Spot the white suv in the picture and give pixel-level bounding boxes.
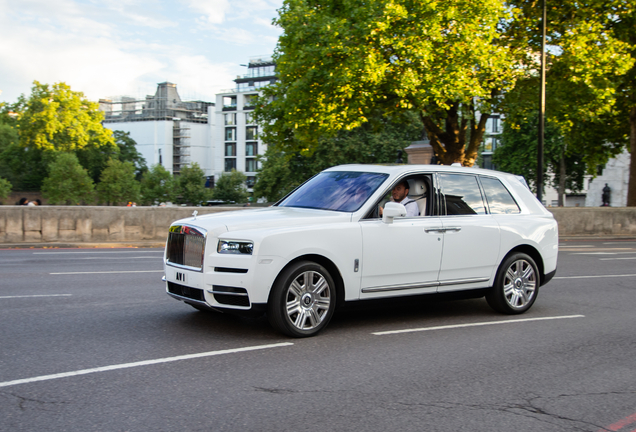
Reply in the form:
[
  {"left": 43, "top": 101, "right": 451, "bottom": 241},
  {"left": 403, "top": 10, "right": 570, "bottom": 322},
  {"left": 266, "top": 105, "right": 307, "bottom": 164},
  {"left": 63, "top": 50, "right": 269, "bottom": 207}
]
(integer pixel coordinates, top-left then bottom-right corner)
[{"left": 164, "top": 164, "right": 558, "bottom": 337}]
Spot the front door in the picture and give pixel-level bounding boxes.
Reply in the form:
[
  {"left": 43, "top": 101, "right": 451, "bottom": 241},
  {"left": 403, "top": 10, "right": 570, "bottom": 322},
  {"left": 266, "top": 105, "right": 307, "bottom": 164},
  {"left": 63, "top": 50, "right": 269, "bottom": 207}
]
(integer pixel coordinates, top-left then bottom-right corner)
[{"left": 359, "top": 216, "right": 444, "bottom": 299}]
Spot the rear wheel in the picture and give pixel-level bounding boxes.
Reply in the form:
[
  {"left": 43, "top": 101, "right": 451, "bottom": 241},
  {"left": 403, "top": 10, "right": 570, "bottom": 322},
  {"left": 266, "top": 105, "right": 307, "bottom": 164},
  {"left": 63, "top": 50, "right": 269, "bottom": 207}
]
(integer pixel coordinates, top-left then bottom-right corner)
[
  {"left": 486, "top": 253, "right": 539, "bottom": 314},
  {"left": 268, "top": 261, "right": 336, "bottom": 337}
]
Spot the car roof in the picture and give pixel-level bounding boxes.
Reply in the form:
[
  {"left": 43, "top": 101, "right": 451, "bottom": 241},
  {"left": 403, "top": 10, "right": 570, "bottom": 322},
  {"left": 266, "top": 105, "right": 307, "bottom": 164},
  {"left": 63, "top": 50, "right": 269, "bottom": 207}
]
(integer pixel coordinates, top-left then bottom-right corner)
[{"left": 323, "top": 164, "right": 517, "bottom": 179}]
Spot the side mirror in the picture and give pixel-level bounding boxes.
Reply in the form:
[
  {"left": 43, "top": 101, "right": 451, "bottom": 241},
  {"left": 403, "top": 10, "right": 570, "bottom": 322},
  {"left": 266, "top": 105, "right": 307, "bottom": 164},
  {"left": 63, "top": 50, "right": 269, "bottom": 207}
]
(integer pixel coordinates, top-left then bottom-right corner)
[{"left": 382, "top": 202, "right": 407, "bottom": 224}]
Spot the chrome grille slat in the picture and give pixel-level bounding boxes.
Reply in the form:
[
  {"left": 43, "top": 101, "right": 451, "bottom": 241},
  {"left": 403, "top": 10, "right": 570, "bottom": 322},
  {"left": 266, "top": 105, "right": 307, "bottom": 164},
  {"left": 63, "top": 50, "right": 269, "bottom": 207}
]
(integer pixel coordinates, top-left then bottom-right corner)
[{"left": 166, "top": 225, "right": 206, "bottom": 271}]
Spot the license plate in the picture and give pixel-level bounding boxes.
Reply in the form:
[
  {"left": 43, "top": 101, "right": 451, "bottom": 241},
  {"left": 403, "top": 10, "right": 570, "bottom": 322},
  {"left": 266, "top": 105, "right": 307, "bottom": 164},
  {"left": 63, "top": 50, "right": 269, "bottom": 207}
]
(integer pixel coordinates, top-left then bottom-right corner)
[{"left": 175, "top": 271, "right": 186, "bottom": 283}]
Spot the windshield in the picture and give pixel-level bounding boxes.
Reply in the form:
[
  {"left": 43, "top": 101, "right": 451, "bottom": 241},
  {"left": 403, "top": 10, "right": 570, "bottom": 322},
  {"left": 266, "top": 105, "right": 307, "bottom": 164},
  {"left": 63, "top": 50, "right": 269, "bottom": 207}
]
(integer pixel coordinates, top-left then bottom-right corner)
[{"left": 278, "top": 171, "right": 389, "bottom": 212}]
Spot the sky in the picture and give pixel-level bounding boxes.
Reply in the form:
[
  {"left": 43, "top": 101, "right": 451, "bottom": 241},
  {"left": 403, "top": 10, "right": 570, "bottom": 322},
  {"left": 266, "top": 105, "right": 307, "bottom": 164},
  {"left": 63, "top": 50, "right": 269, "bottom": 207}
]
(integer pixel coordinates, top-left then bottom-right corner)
[{"left": 0, "top": 0, "right": 283, "bottom": 104}]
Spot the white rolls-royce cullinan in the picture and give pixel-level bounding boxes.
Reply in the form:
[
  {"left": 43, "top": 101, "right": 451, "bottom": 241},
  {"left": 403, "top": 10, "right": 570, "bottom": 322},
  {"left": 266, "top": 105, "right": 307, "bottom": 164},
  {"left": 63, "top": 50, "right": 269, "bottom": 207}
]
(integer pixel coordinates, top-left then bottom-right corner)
[{"left": 163, "top": 164, "right": 558, "bottom": 337}]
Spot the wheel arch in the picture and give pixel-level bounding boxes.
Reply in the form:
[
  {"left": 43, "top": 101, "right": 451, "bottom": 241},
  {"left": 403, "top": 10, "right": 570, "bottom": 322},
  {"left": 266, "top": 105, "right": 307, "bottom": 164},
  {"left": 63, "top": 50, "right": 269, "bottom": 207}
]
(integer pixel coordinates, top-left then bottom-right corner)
[
  {"left": 267, "top": 254, "right": 345, "bottom": 308},
  {"left": 501, "top": 244, "right": 546, "bottom": 285}
]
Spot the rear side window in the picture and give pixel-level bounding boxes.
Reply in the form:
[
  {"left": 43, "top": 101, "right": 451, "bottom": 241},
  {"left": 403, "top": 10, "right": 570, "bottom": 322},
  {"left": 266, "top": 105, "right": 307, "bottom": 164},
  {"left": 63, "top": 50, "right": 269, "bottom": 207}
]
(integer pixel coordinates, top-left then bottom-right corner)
[
  {"left": 480, "top": 177, "right": 521, "bottom": 214},
  {"left": 439, "top": 174, "right": 486, "bottom": 215}
]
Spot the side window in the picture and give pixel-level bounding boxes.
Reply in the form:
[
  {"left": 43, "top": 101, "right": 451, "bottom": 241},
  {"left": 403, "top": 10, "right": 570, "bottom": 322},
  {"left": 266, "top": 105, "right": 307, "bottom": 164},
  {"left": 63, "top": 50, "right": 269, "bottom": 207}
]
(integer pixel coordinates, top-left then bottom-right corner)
[
  {"left": 439, "top": 174, "right": 486, "bottom": 215},
  {"left": 480, "top": 177, "right": 521, "bottom": 214}
]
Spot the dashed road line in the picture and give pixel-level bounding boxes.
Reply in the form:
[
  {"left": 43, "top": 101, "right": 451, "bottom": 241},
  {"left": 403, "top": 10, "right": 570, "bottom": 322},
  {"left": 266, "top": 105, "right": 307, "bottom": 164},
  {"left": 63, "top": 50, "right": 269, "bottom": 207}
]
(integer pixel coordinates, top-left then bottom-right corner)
[
  {"left": 0, "top": 342, "right": 294, "bottom": 389},
  {"left": 0, "top": 294, "right": 72, "bottom": 299},
  {"left": 554, "top": 273, "right": 636, "bottom": 280},
  {"left": 372, "top": 315, "right": 585, "bottom": 336},
  {"left": 50, "top": 270, "right": 163, "bottom": 275}
]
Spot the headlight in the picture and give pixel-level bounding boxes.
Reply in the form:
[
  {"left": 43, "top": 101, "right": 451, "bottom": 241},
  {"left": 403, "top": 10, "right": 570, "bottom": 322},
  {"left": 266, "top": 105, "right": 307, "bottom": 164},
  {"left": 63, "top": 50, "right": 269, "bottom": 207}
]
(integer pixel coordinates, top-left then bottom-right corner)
[{"left": 217, "top": 240, "right": 253, "bottom": 255}]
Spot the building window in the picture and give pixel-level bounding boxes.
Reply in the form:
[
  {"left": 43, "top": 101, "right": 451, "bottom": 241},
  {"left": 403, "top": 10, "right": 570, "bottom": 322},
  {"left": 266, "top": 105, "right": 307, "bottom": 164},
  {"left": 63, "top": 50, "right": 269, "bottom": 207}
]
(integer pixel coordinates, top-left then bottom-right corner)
[
  {"left": 246, "top": 126, "right": 258, "bottom": 141},
  {"left": 246, "top": 176, "right": 255, "bottom": 188},
  {"left": 158, "top": 148, "right": 162, "bottom": 166},
  {"left": 223, "top": 96, "right": 237, "bottom": 110},
  {"left": 224, "top": 113, "right": 236, "bottom": 125},
  {"left": 482, "top": 137, "right": 499, "bottom": 153},
  {"left": 245, "top": 112, "right": 253, "bottom": 124},
  {"left": 246, "top": 158, "right": 257, "bottom": 173},
  {"left": 225, "top": 127, "right": 236, "bottom": 141},
  {"left": 244, "top": 94, "right": 257, "bottom": 108},
  {"left": 225, "top": 158, "right": 236, "bottom": 172},
  {"left": 225, "top": 142, "right": 236, "bottom": 157},
  {"left": 246, "top": 142, "right": 258, "bottom": 156}
]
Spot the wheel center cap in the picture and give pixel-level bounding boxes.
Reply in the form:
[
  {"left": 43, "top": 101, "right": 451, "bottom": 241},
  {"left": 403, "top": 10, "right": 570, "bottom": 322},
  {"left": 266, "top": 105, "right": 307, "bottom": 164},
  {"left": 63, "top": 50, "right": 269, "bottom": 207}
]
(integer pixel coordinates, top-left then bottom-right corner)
[
  {"left": 302, "top": 293, "right": 313, "bottom": 306},
  {"left": 515, "top": 278, "right": 523, "bottom": 289}
]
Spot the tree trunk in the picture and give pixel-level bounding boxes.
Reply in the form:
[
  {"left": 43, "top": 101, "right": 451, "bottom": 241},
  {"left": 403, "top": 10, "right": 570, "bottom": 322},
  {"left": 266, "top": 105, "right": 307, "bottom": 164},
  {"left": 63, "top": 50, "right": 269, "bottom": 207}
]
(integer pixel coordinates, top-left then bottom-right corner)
[
  {"left": 627, "top": 106, "right": 636, "bottom": 207},
  {"left": 420, "top": 101, "right": 489, "bottom": 167},
  {"left": 558, "top": 155, "right": 566, "bottom": 207}
]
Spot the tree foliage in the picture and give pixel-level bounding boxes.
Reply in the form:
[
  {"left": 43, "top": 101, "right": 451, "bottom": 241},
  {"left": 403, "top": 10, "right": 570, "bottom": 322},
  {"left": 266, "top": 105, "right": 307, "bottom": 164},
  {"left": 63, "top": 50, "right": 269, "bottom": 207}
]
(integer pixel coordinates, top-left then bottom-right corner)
[
  {"left": 176, "top": 163, "right": 208, "bottom": 205},
  {"left": 256, "top": 0, "right": 522, "bottom": 166},
  {"left": 254, "top": 112, "right": 423, "bottom": 201},
  {"left": 494, "top": 112, "right": 585, "bottom": 201},
  {"left": 500, "top": 0, "right": 634, "bottom": 179},
  {"left": 96, "top": 159, "right": 141, "bottom": 206},
  {"left": 140, "top": 164, "right": 176, "bottom": 205},
  {"left": 17, "top": 81, "right": 115, "bottom": 152},
  {"left": 213, "top": 170, "right": 249, "bottom": 203},
  {"left": 41, "top": 153, "right": 95, "bottom": 205},
  {"left": 0, "top": 177, "right": 12, "bottom": 203},
  {"left": 75, "top": 130, "right": 147, "bottom": 184}
]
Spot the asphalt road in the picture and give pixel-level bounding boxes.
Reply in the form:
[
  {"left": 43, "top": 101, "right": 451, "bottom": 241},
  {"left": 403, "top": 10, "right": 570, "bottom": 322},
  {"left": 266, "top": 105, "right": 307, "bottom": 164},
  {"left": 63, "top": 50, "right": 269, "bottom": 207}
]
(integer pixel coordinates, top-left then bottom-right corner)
[{"left": 0, "top": 240, "right": 635, "bottom": 432}]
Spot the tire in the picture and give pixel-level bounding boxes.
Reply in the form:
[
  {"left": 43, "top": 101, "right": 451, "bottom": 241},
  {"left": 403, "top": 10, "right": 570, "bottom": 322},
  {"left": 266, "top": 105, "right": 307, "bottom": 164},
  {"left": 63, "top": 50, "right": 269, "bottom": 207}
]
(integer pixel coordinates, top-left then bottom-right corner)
[
  {"left": 268, "top": 261, "right": 336, "bottom": 337},
  {"left": 486, "top": 252, "right": 539, "bottom": 314}
]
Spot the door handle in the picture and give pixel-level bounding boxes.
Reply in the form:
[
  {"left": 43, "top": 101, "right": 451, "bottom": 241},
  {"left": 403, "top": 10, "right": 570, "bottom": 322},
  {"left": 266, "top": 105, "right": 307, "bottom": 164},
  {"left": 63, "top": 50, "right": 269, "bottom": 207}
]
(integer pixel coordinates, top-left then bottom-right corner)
[
  {"left": 425, "top": 227, "right": 446, "bottom": 233},
  {"left": 444, "top": 227, "right": 462, "bottom": 232}
]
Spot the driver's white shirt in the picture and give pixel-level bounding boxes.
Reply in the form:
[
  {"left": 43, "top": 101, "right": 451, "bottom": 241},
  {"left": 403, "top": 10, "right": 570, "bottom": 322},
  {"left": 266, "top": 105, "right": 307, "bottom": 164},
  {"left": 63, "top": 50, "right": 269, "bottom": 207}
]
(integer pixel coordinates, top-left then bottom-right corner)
[{"left": 399, "top": 196, "right": 420, "bottom": 217}]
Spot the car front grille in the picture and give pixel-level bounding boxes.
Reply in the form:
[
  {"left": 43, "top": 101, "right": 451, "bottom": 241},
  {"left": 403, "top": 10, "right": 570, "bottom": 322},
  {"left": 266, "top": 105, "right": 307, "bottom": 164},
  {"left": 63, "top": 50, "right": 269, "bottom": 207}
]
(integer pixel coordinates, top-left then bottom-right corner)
[{"left": 166, "top": 224, "right": 206, "bottom": 271}]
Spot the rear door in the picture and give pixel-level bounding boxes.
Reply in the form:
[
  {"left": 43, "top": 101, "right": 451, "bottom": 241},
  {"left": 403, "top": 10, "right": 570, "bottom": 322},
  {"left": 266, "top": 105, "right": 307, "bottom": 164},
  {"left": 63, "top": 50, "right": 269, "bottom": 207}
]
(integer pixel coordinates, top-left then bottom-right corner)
[{"left": 437, "top": 173, "right": 501, "bottom": 292}]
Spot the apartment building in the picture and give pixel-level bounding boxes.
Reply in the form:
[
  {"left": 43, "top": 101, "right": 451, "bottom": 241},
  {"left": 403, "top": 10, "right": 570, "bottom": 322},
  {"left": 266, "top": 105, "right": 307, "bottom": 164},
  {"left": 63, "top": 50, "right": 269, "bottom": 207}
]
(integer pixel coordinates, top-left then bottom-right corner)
[
  {"left": 215, "top": 56, "right": 276, "bottom": 189},
  {"left": 99, "top": 82, "right": 215, "bottom": 177}
]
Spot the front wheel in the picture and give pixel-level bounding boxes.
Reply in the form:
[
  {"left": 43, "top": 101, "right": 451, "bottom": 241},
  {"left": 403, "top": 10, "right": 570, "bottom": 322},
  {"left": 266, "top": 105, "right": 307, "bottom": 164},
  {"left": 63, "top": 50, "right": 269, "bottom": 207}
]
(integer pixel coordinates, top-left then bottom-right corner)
[
  {"left": 268, "top": 261, "right": 336, "bottom": 337},
  {"left": 486, "top": 253, "right": 539, "bottom": 314}
]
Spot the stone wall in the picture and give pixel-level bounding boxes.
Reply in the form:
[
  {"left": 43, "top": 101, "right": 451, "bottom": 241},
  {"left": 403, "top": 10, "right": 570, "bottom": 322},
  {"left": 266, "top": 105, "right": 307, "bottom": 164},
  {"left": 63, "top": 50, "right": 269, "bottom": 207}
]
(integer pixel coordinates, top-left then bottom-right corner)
[
  {"left": 0, "top": 206, "right": 248, "bottom": 244},
  {"left": 548, "top": 207, "right": 636, "bottom": 236},
  {"left": 1, "top": 206, "right": 635, "bottom": 244}
]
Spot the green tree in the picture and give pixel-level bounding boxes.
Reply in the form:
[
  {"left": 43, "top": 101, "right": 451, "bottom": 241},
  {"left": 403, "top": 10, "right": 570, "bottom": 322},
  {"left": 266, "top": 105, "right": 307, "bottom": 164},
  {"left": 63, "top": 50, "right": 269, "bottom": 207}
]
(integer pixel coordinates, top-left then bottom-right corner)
[
  {"left": 41, "top": 153, "right": 95, "bottom": 205},
  {"left": 75, "top": 130, "right": 147, "bottom": 184},
  {"left": 113, "top": 131, "right": 147, "bottom": 179},
  {"left": 176, "top": 163, "right": 208, "bottom": 205},
  {"left": 256, "top": 0, "right": 523, "bottom": 166},
  {"left": 17, "top": 81, "right": 115, "bottom": 152},
  {"left": 502, "top": 0, "right": 635, "bottom": 204},
  {"left": 254, "top": 112, "right": 423, "bottom": 201},
  {"left": 140, "top": 164, "right": 176, "bottom": 205},
  {"left": 0, "top": 177, "right": 12, "bottom": 203},
  {"left": 96, "top": 158, "right": 141, "bottom": 206},
  {"left": 213, "top": 170, "right": 249, "bottom": 203},
  {"left": 493, "top": 113, "right": 585, "bottom": 204}
]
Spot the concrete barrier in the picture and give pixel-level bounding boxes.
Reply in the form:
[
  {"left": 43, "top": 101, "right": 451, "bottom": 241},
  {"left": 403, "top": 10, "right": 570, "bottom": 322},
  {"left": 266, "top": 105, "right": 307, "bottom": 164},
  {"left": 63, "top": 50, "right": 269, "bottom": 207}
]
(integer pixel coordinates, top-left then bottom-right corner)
[
  {"left": 548, "top": 207, "right": 636, "bottom": 237},
  {"left": 0, "top": 206, "right": 251, "bottom": 244},
  {"left": 1, "top": 206, "right": 635, "bottom": 245}
]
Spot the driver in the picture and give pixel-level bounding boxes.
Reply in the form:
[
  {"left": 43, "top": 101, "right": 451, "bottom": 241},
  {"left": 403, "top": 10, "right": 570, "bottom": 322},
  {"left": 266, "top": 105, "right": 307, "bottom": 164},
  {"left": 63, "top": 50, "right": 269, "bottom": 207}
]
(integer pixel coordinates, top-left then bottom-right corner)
[{"left": 380, "top": 180, "right": 420, "bottom": 217}]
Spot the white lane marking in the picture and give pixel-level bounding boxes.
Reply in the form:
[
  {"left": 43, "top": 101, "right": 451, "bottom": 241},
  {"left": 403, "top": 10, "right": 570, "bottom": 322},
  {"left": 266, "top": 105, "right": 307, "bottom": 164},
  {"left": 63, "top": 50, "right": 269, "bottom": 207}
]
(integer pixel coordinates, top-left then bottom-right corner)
[
  {"left": 554, "top": 273, "right": 636, "bottom": 280},
  {"left": 0, "top": 342, "right": 294, "bottom": 389},
  {"left": 599, "top": 257, "right": 636, "bottom": 261},
  {"left": 372, "top": 315, "right": 585, "bottom": 336},
  {"left": 34, "top": 251, "right": 163, "bottom": 254},
  {"left": 560, "top": 245, "right": 594, "bottom": 248},
  {"left": 77, "top": 257, "right": 160, "bottom": 260},
  {"left": 571, "top": 250, "right": 636, "bottom": 255},
  {"left": 51, "top": 270, "right": 163, "bottom": 275},
  {"left": 0, "top": 294, "right": 72, "bottom": 299}
]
